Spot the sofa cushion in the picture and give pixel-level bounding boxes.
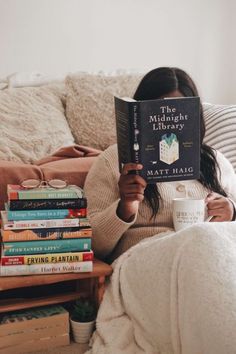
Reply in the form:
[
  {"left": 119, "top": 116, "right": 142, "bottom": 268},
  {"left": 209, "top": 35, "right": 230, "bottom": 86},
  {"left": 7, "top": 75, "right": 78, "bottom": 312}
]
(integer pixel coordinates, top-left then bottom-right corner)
[
  {"left": 65, "top": 72, "right": 143, "bottom": 150},
  {"left": 0, "top": 145, "right": 101, "bottom": 210},
  {"left": 0, "top": 86, "right": 74, "bottom": 163},
  {"left": 203, "top": 103, "right": 236, "bottom": 172}
]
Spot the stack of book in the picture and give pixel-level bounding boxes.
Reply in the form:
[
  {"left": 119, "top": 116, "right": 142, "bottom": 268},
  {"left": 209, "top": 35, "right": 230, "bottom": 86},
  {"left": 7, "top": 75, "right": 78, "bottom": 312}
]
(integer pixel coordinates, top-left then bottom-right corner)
[
  {"left": 0, "top": 184, "right": 94, "bottom": 276},
  {"left": 0, "top": 305, "right": 69, "bottom": 353}
]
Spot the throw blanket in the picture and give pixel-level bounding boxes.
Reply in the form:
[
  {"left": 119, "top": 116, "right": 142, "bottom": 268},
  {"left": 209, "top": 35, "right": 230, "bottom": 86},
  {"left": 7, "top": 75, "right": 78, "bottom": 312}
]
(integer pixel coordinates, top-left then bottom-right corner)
[
  {"left": 0, "top": 145, "right": 101, "bottom": 210},
  {"left": 86, "top": 222, "right": 236, "bottom": 354}
]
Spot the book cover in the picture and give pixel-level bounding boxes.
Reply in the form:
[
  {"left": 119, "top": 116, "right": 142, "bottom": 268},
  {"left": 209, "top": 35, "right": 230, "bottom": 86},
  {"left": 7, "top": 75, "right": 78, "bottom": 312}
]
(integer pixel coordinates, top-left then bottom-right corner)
[
  {"left": 1, "top": 250, "right": 94, "bottom": 266},
  {"left": 7, "top": 184, "right": 84, "bottom": 200},
  {"left": 8, "top": 198, "right": 87, "bottom": 211},
  {"left": 1, "top": 211, "right": 90, "bottom": 230},
  {"left": 1, "top": 226, "right": 92, "bottom": 242},
  {"left": 0, "top": 261, "right": 93, "bottom": 276},
  {"left": 2, "top": 238, "right": 92, "bottom": 256},
  {"left": 114, "top": 96, "right": 200, "bottom": 183},
  {"left": 5, "top": 204, "right": 87, "bottom": 220}
]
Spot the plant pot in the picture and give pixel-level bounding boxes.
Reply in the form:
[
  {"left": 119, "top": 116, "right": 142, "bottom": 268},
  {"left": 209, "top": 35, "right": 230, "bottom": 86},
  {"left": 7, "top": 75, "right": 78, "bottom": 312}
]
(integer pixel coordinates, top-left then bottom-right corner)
[{"left": 70, "top": 317, "right": 95, "bottom": 344}]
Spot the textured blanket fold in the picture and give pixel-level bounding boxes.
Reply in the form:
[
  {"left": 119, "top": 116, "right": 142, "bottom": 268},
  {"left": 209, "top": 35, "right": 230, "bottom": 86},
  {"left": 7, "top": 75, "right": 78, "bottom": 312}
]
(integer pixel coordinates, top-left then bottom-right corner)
[
  {"left": 0, "top": 145, "right": 101, "bottom": 209},
  {"left": 86, "top": 222, "right": 236, "bottom": 354}
]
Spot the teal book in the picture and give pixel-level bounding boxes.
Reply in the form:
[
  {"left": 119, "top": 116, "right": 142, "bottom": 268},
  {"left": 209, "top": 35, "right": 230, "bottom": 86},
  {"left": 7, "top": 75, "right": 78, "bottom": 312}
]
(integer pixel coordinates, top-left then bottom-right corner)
[
  {"left": 2, "top": 238, "right": 92, "bottom": 256},
  {"left": 8, "top": 185, "right": 84, "bottom": 200}
]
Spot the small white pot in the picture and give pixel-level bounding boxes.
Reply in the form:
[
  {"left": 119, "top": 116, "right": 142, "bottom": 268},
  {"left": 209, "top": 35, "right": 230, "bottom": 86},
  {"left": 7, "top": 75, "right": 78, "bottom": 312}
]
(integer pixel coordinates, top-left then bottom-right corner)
[{"left": 70, "top": 318, "right": 95, "bottom": 344}]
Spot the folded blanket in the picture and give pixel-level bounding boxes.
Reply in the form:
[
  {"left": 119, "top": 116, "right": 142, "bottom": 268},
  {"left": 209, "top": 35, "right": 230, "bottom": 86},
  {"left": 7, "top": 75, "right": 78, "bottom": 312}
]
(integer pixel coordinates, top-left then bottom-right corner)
[
  {"left": 86, "top": 222, "right": 236, "bottom": 354},
  {"left": 0, "top": 145, "right": 101, "bottom": 210},
  {"left": 35, "top": 144, "right": 101, "bottom": 164}
]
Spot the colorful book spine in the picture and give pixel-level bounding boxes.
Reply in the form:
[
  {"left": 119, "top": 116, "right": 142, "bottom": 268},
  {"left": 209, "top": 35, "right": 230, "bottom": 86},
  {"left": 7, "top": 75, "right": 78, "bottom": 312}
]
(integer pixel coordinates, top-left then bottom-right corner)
[
  {"left": 8, "top": 198, "right": 87, "bottom": 211},
  {"left": 2, "top": 238, "right": 92, "bottom": 256},
  {"left": 7, "top": 184, "right": 84, "bottom": 200},
  {"left": 1, "top": 211, "right": 90, "bottom": 230},
  {"left": 0, "top": 261, "right": 93, "bottom": 276},
  {"left": 1, "top": 251, "right": 94, "bottom": 266},
  {"left": 1, "top": 227, "right": 92, "bottom": 242},
  {"left": 5, "top": 204, "right": 87, "bottom": 220}
]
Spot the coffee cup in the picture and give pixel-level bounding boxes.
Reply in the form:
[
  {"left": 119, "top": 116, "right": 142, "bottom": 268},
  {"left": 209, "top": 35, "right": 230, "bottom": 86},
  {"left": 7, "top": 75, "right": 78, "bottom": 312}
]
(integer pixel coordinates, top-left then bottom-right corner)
[{"left": 172, "top": 198, "right": 210, "bottom": 232}]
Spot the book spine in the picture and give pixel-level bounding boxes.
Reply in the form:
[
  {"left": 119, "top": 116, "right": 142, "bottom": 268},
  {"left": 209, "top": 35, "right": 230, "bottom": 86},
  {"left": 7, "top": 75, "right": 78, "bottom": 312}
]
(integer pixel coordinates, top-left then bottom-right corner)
[
  {"left": 8, "top": 198, "right": 87, "bottom": 211},
  {"left": 1, "top": 227, "right": 92, "bottom": 242},
  {"left": 8, "top": 190, "right": 80, "bottom": 200},
  {"left": 132, "top": 101, "right": 141, "bottom": 165},
  {"left": 1, "top": 251, "right": 94, "bottom": 266},
  {"left": 0, "top": 261, "right": 93, "bottom": 276},
  {"left": 2, "top": 216, "right": 90, "bottom": 230},
  {"left": 6, "top": 207, "right": 87, "bottom": 220},
  {"left": 2, "top": 238, "right": 92, "bottom": 256}
]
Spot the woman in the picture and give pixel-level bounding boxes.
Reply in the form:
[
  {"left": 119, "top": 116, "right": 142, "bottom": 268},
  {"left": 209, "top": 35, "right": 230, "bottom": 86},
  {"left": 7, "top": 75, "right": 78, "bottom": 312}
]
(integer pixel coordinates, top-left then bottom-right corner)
[{"left": 84, "top": 67, "right": 236, "bottom": 354}]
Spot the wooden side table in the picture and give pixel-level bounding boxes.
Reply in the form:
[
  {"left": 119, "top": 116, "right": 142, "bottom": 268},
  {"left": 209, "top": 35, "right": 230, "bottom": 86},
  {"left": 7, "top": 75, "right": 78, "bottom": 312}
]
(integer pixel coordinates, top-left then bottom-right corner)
[{"left": 0, "top": 258, "right": 112, "bottom": 313}]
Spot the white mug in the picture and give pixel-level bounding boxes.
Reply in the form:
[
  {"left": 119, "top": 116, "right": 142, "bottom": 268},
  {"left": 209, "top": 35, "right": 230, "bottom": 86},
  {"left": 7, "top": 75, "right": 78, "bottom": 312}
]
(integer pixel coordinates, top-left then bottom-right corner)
[{"left": 172, "top": 198, "right": 210, "bottom": 232}]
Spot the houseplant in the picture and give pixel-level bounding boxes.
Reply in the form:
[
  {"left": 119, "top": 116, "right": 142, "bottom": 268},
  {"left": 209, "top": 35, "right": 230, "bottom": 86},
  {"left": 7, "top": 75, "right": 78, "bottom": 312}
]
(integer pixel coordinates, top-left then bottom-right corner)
[{"left": 70, "top": 298, "right": 97, "bottom": 344}]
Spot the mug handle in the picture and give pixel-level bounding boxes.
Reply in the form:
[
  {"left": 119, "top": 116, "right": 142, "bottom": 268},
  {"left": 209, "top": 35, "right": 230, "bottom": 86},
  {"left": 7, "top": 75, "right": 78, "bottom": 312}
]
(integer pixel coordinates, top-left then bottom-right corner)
[{"left": 205, "top": 215, "right": 213, "bottom": 222}]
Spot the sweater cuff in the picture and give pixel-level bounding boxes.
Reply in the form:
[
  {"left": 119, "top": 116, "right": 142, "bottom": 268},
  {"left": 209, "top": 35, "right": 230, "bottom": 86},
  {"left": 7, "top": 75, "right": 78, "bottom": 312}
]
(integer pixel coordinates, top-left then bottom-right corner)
[{"left": 228, "top": 198, "right": 236, "bottom": 221}]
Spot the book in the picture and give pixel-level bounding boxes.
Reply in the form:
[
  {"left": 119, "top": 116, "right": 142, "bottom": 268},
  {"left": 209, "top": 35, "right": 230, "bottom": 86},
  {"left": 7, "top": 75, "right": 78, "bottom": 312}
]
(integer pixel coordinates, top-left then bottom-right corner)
[
  {"left": 1, "top": 226, "right": 92, "bottom": 242},
  {"left": 0, "top": 305, "right": 68, "bottom": 334},
  {"left": 114, "top": 96, "right": 200, "bottom": 183},
  {"left": 1, "top": 211, "right": 90, "bottom": 230},
  {"left": 0, "top": 334, "right": 69, "bottom": 354},
  {"left": 1, "top": 250, "right": 94, "bottom": 266},
  {"left": 8, "top": 197, "right": 87, "bottom": 211},
  {"left": 0, "top": 261, "right": 93, "bottom": 276},
  {"left": 5, "top": 203, "right": 87, "bottom": 220},
  {"left": 0, "top": 305, "right": 69, "bottom": 351},
  {"left": 2, "top": 238, "right": 92, "bottom": 256},
  {"left": 7, "top": 184, "right": 84, "bottom": 200}
]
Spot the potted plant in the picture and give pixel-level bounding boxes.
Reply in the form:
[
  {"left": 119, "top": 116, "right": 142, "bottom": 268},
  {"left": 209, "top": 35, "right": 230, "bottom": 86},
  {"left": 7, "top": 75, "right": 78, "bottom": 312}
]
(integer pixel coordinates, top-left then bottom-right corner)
[{"left": 70, "top": 298, "right": 97, "bottom": 344}]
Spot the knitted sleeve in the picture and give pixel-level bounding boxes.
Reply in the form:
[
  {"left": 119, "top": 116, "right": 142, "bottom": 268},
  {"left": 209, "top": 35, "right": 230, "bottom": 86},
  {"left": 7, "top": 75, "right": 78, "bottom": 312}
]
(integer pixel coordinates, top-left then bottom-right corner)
[{"left": 84, "top": 147, "right": 137, "bottom": 259}]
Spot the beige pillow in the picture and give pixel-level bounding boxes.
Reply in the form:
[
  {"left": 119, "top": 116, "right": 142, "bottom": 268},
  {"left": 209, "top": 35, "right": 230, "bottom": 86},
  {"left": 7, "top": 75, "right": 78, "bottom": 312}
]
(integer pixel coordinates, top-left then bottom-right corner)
[
  {"left": 0, "top": 86, "right": 74, "bottom": 163},
  {"left": 65, "top": 72, "right": 143, "bottom": 150}
]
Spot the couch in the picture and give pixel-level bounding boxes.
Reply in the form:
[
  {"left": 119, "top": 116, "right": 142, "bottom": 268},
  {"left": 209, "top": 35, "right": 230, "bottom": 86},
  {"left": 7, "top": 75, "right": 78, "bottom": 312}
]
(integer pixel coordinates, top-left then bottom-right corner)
[{"left": 0, "top": 71, "right": 236, "bottom": 211}]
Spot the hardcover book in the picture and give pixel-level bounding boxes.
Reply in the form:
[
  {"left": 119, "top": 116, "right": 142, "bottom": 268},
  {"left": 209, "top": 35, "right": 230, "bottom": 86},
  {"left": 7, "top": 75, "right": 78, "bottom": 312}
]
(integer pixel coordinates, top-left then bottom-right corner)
[
  {"left": 1, "top": 226, "right": 92, "bottom": 242},
  {"left": 7, "top": 184, "right": 84, "bottom": 200},
  {"left": 1, "top": 211, "right": 90, "bottom": 230},
  {"left": 2, "top": 238, "right": 92, "bottom": 256},
  {"left": 8, "top": 198, "right": 87, "bottom": 211},
  {"left": 114, "top": 96, "right": 200, "bottom": 183},
  {"left": 5, "top": 204, "right": 87, "bottom": 220},
  {"left": 0, "top": 261, "right": 93, "bottom": 276},
  {"left": 1, "top": 250, "right": 94, "bottom": 266}
]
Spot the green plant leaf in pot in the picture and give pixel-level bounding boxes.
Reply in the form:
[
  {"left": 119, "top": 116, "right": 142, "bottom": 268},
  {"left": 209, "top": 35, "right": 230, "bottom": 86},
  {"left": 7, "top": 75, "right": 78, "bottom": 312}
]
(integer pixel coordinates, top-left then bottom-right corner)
[{"left": 71, "top": 298, "right": 97, "bottom": 323}]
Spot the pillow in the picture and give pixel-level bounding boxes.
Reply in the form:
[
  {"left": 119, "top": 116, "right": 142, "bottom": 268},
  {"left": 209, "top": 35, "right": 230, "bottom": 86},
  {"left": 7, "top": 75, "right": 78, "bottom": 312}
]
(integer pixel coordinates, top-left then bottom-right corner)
[
  {"left": 65, "top": 72, "right": 143, "bottom": 150},
  {"left": 0, "top": 86, "right": 74, "bottom": 163},
  {"left": 203, "top": 103, "right": 236, "bottom": 171}
]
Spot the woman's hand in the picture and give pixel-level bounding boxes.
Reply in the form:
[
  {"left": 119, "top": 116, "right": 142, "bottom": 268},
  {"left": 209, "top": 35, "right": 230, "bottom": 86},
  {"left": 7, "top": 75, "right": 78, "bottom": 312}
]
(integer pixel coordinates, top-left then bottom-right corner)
[
  {"left": 117, "top": 163, "right": 147, "bottom": 222},
  {"left": 205, "top": 192, "right": 235, "bottom": 222}
]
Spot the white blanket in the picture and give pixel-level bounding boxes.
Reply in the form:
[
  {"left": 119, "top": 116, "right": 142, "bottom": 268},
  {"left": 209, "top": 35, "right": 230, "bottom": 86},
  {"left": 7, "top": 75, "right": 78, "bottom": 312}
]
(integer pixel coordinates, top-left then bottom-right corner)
[{"left": 86, "top": 222, "right": 236, "bottom": 354}]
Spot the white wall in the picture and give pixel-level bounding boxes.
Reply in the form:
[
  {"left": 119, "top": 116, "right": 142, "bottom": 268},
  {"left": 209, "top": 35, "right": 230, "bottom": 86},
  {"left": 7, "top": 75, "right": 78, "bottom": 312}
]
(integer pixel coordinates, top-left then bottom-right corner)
[{"left": 0, "top": 0, "right": 235, "bottom": 104}]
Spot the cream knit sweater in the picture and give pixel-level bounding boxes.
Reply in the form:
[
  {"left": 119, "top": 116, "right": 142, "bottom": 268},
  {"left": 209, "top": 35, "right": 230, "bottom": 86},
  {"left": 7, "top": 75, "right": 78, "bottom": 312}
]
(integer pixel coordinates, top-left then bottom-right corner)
[{"left": 84, "top": 144, "right": 236, "bottom": 262}]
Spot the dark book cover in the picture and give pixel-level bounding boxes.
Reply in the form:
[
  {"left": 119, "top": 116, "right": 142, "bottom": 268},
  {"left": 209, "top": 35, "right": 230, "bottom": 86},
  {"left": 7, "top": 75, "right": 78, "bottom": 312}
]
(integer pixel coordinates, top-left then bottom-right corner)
[
  {"left": 8, "top": 198, "right": 87, "bottom": 211},
  {"left": 115, "top": 96, "right": 200, "bottom": 183}
]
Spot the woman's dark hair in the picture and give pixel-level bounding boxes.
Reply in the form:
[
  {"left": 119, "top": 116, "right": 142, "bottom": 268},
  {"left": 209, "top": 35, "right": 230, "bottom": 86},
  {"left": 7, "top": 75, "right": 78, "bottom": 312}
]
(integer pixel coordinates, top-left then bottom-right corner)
[{"left": 133, "top": 67, "right": 227, "bottom": 217}]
